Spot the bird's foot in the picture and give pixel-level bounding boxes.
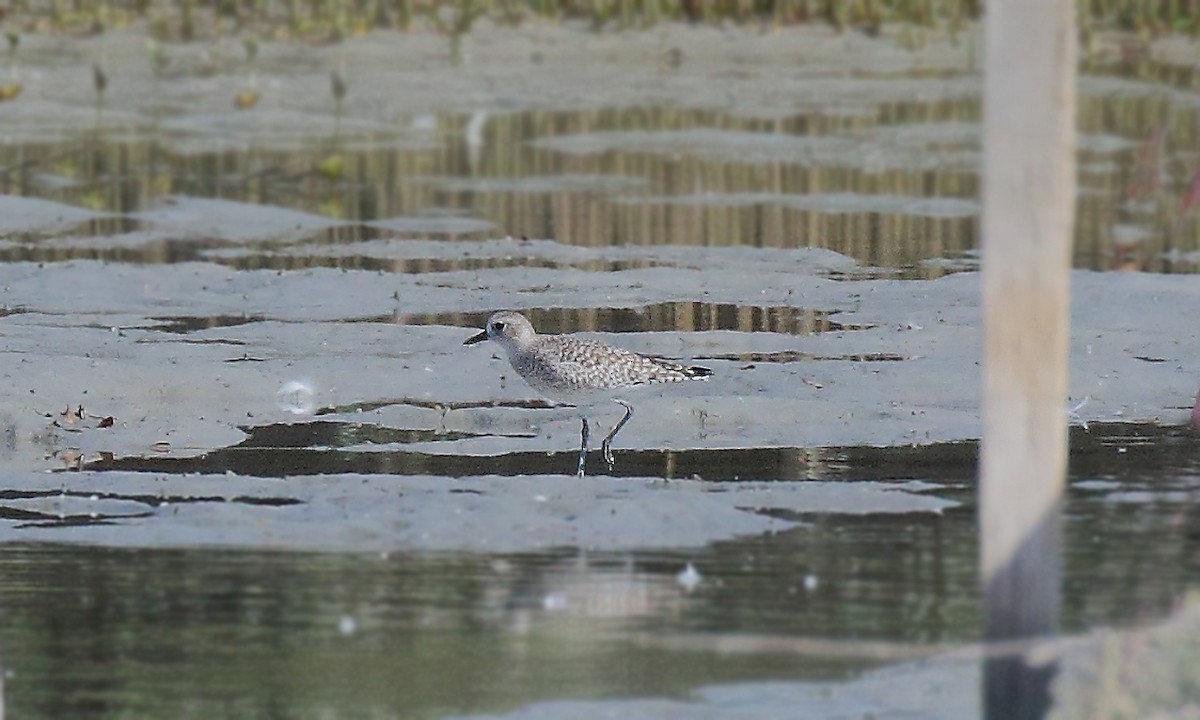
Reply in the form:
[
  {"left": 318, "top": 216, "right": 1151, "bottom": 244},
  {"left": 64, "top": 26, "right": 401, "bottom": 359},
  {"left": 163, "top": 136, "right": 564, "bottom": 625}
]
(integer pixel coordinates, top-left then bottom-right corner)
[{"left": 602, "top": 442, "right": 616, "bottom": 471}]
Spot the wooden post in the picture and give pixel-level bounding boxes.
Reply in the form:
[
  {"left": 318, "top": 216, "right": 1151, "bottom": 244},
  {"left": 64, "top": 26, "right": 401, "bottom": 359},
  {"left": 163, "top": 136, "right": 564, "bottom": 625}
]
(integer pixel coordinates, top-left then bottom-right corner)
[{"left": 980, "top": 0, "right": 1077, "bottom": 717}]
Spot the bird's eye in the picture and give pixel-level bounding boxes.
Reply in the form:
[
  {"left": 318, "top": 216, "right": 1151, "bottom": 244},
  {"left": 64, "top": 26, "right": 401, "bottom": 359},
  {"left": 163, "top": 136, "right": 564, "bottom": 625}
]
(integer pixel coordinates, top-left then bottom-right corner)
[{"left": 492, "top": 321, "right": 506, "bottom": 332}]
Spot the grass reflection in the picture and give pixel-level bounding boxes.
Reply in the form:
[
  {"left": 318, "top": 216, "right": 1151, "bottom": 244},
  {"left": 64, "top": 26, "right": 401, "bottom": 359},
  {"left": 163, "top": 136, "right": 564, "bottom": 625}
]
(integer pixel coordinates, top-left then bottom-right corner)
[{"left": 1, "top": 99, "right": 1196, "bottom": 275}]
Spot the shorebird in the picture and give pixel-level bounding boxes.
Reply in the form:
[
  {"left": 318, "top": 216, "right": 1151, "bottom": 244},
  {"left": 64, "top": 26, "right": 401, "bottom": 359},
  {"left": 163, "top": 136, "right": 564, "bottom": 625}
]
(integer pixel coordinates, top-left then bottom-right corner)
[{"left": 464, "top": 311, "right": 712, "bottom": 477}]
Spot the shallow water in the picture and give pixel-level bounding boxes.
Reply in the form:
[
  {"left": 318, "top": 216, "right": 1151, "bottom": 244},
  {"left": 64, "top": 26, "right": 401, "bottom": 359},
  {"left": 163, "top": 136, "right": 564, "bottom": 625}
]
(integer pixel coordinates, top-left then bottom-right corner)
[
  {"left": 2, "top": 75, "right": 1198, "bottom": 277},
  {"left": 2, "top": 425, "right": 1199, "bottom": 718},
  {"left": 1, "top": 19, "right": 1199, "bottom": 720}
]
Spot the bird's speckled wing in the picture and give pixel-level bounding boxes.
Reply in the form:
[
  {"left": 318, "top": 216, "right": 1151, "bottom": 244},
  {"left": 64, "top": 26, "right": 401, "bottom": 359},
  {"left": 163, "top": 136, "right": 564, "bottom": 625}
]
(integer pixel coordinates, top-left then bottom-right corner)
[{"left": 529, "top": 336, "right": 709, "bottom": 392}]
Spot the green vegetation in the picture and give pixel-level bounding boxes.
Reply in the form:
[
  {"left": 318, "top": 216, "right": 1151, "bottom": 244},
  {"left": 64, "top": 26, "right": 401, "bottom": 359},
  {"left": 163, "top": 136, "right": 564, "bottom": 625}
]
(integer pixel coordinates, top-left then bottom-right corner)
[{"left": 0, "top": 0, "right": 1195, "bottom": 41}]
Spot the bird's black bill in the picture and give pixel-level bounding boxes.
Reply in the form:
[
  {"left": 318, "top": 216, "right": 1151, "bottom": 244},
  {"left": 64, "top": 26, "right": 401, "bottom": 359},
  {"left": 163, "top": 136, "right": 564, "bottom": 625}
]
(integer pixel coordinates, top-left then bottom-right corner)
[{"left": 464, "top": 329, "right": 488, "bottom": 346}]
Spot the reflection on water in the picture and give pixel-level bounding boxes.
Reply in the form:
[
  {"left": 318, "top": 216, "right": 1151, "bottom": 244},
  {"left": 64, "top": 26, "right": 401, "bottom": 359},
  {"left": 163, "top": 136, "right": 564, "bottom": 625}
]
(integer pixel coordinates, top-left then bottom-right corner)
[
  {"left": 75, "top": 422, "right": 1199, "bottom": 484},
  {"left": 391, "top": 301, "right": 864, "bottom": 335},
  {"left": 1, "top": 98, "right": 1197, "bottom": 276},
  {"left": 123, "top": 301, "right": 860, "bottom": 338},
  {"left": 0, "top": 542, "right": 869, "bottom": 719},
  {"left": 3, "top": 433, "right": 1199, "bottom": 718},
  {"left": 220, "top": 251, "right": 660, "bottom": 275}
]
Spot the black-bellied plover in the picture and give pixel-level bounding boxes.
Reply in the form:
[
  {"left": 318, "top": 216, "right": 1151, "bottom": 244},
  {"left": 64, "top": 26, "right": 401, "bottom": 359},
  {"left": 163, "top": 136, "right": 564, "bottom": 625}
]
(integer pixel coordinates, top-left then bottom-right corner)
[{"left": 464, "top": 311, "right": 712, "bottom": 477}]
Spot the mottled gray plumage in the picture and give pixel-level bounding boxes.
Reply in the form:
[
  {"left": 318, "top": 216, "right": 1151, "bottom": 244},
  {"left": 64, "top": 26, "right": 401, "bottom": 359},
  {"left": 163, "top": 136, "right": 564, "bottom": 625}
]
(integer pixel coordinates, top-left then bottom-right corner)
[{"left": 464, "top": 310, "right": 712, "bottom": 476}]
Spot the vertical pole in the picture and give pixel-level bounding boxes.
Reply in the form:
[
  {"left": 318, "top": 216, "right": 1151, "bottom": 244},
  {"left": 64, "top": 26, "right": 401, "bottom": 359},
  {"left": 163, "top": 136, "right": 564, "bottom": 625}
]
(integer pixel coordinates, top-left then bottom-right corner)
[{"left": 980, "top": 0, "right": 1077, "bottom": 718}]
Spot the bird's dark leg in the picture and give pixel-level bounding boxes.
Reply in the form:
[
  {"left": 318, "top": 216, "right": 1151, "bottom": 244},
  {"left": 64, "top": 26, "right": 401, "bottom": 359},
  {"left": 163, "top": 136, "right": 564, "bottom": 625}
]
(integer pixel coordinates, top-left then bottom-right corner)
[
  {"left": 602, "top": 400, "right": 634, "bottom": 471},
  {"left": 577, "top": 416, "right": 589, "bottom": 478}
]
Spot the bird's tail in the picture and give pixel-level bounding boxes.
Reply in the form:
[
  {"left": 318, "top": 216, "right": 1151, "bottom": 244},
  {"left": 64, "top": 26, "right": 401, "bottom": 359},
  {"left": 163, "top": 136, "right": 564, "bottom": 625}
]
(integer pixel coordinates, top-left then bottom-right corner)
[{"left": 650, "top": 357, "right": 713, "bottom": 379}]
